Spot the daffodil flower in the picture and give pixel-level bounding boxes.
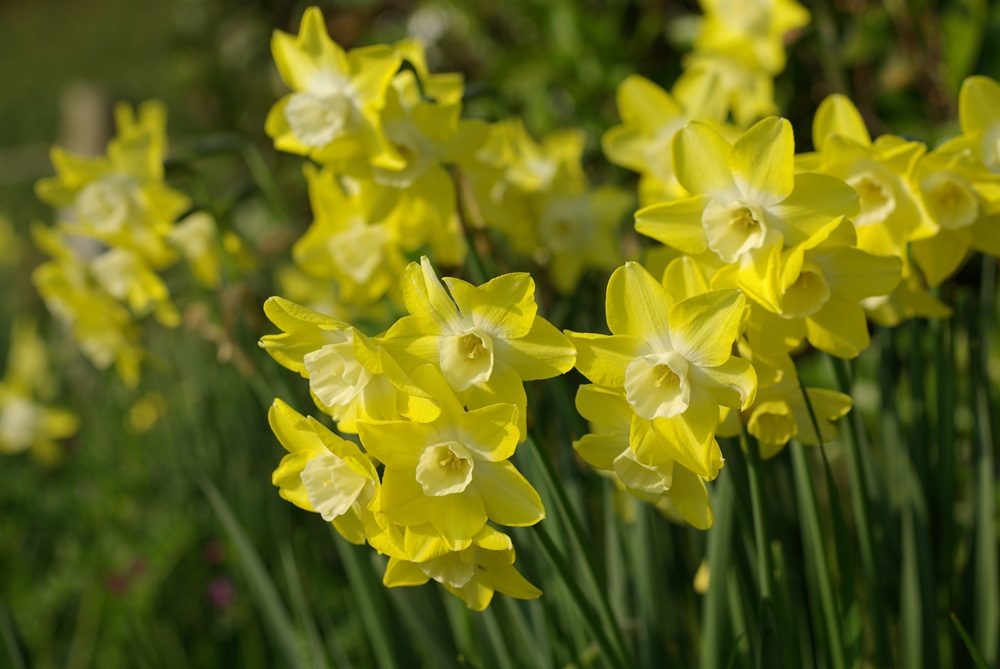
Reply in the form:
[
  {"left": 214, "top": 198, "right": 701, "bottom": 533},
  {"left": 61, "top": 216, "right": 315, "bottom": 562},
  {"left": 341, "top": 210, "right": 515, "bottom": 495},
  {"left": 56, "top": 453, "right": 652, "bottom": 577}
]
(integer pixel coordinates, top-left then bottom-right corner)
[
  {"left": 35, "top": 101, "right": 188, "bottom": 267},
  {"left": 723, "top": 217, "right": 901, "bottom": 358},
  {"left": 383, "top": 525, "right": 541, "bottom": 610},
  {"left": 293, "top": 165, "right": 408, "bottom": 305},
  {"left": 259, "top": 296, "right": 439, "bottom": 432},
  {"left": 382, "top": 257, "right": 576, "bottom": 438},
  {"left": 567, "top": 262, "right": 756, "bottom": 478},
  {"left": 602, "top": 74, "right": 726, "bottom": 205},
  {"left": 909, "top": 144, "right": 1000, "bottom": 286},
  {"left": 269, "top": 399, "right": 404, "bottom": 558},
  {"left": 635, "top": 117, "right": 858, "bottom": 282},
  {"left": 265, "top": 6, "right": 403, "bottom": 169},
  {"left": 357, "top": 365, "right": 544, "bottom": 548},
  {"left": 573, "top": 384, "right": 714, "bottom": 529}
]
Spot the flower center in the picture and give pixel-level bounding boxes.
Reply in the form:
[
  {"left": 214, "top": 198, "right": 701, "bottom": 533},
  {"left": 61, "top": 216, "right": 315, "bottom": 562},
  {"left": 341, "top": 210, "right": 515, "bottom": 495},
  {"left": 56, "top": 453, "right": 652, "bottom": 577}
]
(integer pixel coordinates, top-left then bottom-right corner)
[
  {"left": 702, "top": 201, "right": 768, "bottom": 263},
  {"left": 416, "top": 441, "right": 475, "bottom": 496},
  {"left": 76, "top": 174, "right": 136, "bottom": 234},
  {"left": 285, "top": 91, "right": 352, "bottom": 148},
  {"left": 922, "top": 172, "right": 979, "bottom": 230},
  {"left": 847, "top": 170, "right": 896, "bottom": 228},
  {"left": 300, "top": 454, "right": 369, "bottom": 522},
  {"left": 439, "top": 328, "right": 494, "bottom": 391},
  {"left": 625, "top": 351, "right": 692, "bottom": 420},
  {"left": 780, "top": 262, "right": 831, "bottom": 318},
  {"left": 303, "top": 331, "right": 373, "bottom": 409}
]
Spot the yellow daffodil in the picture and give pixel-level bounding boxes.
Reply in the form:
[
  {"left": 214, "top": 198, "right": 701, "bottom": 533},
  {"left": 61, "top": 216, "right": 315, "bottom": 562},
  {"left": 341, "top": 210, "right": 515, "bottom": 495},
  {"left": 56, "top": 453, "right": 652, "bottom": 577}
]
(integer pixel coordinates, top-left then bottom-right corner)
[
  {"left": 566, "top": 262, "right": 756, "bottom": 478},
  {"left": 696, "top": 0, "right": 810, "bottom": 75},
  {"left": 259, "top": 297, "right": 439, "bottom": 432},
  {"left": 89, "top": 248, "right": 179, "bottom": 327},
  {"left": 602, "top": 74, "right": 726, "bottom": 205},
  {"left": 383, "top": 525, "right": 541, "bottom": 610},
  {"left": 35, "top": 101, "right": 188, "bottom": 267},
  {"left": 959, "top": 75, "right": 1000, "bottom": 173},
  {"left": 31, "top": 225, "right": 143, "bottom": 387},
  {"left": 910, "top": 143, "right": 1000, "bottom": 286},
  {"left": 168, "top": 212, "right": 223, "bottom": 290},
  {"left": 574, "top": 384, "right": 714, "bottom": 529},
  {"left": 635, "top": 117, "right": 858, "bottom": 288},
  {"left": 293, "top": 165, "right": 408, "bottom": 305},
  {"left": 382, "top": 257, "right": 576, "bottom": 438},
  {"left": 718, "top": 358, "right": 852, "bottom": 458},
  {"left": 265, "top": 7, "right": 402, "bottom": 170},
  {"left": 674, "top": 53, "right": 778, "bottom": 128},
  {"left": 0, "top": 321, "right": 78, "bottom": 463},
  {"left": 0, "top": 384, "right": 78, "bottom": 462},
  {"left": 537, "top": 186, "right": 632, "bottom": 294},
  {"left": 269, "top": 399, "right": 405, "bottom": 557},
  {"left": 357, "top": 365, "right": 544, "bottom": 548},
  {"left": 725, "top": 217, "right": 901, "bottom": 358}
]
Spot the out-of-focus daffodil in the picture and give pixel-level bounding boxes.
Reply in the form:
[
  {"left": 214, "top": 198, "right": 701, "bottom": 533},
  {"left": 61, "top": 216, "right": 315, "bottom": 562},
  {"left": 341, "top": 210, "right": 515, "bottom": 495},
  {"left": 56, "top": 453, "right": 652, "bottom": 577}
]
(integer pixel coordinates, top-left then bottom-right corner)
[
  {"left": 36, "top": 101, "right": 188, "bottom": 267},
  {"left": 266, "top": 7, "right": 402, "bottom": 170}
]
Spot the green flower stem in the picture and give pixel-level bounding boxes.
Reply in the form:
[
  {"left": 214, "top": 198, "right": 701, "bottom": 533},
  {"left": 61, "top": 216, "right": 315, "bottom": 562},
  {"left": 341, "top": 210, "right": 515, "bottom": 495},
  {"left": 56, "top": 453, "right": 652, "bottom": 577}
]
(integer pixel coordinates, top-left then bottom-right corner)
[
  {"left": 796, "top": 372, "right": 860, "bottom": 669},
  {"left": 831, "top": 356, "right": 893, "bottom": 667},
  {"left": 971, "top": 256, "right": 998, "bottom": 664},
  {"left": 700, "top": 471, "right": 735, "bottom": 669},
  {"left": 739, "top": 426, "right": 774, "bottom": 604},
  {"left": 525, "top": 432, "right": 631, "bottom": 668},
  {"left": 530, "top": 523, "right": 630, "bottom": 669}
]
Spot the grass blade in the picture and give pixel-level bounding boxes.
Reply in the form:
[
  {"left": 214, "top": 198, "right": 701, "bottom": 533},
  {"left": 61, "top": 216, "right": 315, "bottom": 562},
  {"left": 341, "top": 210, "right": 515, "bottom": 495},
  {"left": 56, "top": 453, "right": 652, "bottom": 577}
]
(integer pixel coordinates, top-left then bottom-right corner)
[{"left": 198, "top": 476, "right": 307, "bottom": 669}]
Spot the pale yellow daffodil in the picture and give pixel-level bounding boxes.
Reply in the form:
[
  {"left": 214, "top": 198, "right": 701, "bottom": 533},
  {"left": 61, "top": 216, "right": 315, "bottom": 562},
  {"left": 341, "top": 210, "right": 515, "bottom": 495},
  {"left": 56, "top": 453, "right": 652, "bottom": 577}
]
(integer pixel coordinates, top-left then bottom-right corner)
[
  {"left": 636, "top": 117, "right": 858, "bottom": 284},
  {"left": 358, "top": 365, "right": 544, "bottom": 548},
  {"left": 566, "top": 262, "right": 756, "bottom": 478},
  {"left": 269, "top": 398, "right": 404, "bottom": 558},
  {"left": 383, "top": 524, "right": 540, "bottom": 610},
  {"left": 382, "top": 258, "right": 576, "bottom": 438},
  {"left": 265, "top": 6, "right": 403, "bottom": 170},
  {"left": 259, "top": 297, "right": 439, "bottom": 432},
  {"left": 574, "top": 384, "right": 714, "bottom": 529}
]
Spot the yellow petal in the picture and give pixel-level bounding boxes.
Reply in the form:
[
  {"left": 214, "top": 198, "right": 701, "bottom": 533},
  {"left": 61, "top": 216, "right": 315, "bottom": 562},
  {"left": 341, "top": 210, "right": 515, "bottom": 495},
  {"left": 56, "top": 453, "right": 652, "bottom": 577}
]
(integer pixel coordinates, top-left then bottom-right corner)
[
  {"left": 495, "top": 317, "right": 576, "bottom": 381},
  {"left": 606, "top": 262, "right": 675, "bottom": 342},
  {"left": 812, "top": 94, "right": 871, "bottom": 151},
  {"left": 668, "top": 289, "right": 747, "bottom": 367},
  {"left": 634, "top": 195, "right": 711, "bottom": 254},
  {"left": 444, "top": 273, "right": 537, "bottom": 339},
  {"left": 565, "top": 332, "right": 643, "bottom": 387},
  {"left": 806, "top": 296, "right": 869, "bottom": 358},
  {"left": 731, "top": 117, "right": 795, "bottom": 206},
  {"left": 960, "top": 75, "right": 1000, "bottom": 135},
  {"left": 474, "top": 461, "right": 545, "bottom": 526},
  {"left": 673, "top": 122, "right": 735, "bottom": 197}
]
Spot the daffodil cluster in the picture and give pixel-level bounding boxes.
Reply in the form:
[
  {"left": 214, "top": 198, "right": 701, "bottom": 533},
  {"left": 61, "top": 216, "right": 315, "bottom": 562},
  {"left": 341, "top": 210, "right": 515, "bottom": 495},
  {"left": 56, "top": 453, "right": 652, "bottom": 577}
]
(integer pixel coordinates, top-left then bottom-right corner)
[
  {"left": 680, "top": 0, "right": 809, "bottom": 128},
  {"left": 262, "top": 257, "right": 577, "bottom": 609},
  {"left": 0, "top": 321, "right": 78, "bottom": 463},
  {"left": 267, "top": 8, "right": 491, "bottom": 309},
  {"left": 34, "top": 101, "right": 223, "bottom": 386},
  {"left": 457, "top": 118, "right": 633, "bottom": 294}
]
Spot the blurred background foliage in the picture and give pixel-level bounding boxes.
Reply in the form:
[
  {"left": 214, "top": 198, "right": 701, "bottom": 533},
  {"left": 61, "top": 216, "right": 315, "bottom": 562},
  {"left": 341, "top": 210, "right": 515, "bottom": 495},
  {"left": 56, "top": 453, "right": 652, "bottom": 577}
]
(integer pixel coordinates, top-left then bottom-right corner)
[{"left": 2, "top": 0, "right": 1000, "bottom": 667}]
